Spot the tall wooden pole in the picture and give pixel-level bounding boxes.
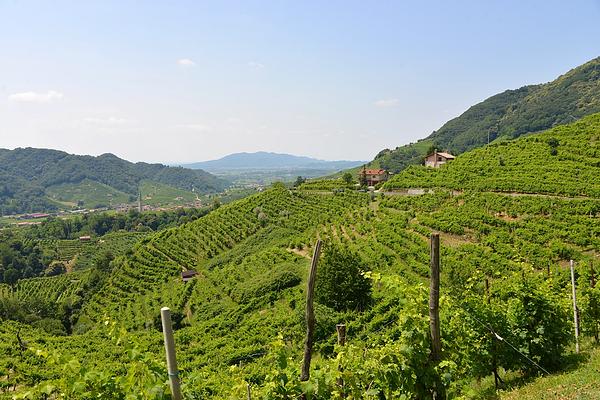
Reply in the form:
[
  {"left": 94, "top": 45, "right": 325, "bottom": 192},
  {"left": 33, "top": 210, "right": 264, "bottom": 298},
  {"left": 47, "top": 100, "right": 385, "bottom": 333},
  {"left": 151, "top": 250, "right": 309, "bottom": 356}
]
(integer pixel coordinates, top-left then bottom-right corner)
[
  {"left": 300, "top": 240, "right": 322, "bottom": 382},
  {"left": 430, "top": 233, "right": 446, "bottom": 399},
  {"left": 336, "top": 324, "right": 346, "bottom": 346},
  {"left": 591, "top": 261, "right": 596, "bottom": 289},
  {"left": 336, "top": 324, "right": 346, "bottom": 397},
  {"left": 569, "top": 260, "right": 580, "bottom": 353},
  {"left": 161, "top": 307, "right": 183, "bottom": 400},
  {"left": 429, "top": 233, "right": 441, "bottom": 362}
]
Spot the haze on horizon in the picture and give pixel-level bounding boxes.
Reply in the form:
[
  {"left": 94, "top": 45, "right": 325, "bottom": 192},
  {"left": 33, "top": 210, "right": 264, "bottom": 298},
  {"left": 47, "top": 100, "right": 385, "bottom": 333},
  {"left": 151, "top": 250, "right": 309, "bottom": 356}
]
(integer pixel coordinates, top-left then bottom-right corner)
[{"left": 1, "top": 0, "right": 599, "bottom": 164}]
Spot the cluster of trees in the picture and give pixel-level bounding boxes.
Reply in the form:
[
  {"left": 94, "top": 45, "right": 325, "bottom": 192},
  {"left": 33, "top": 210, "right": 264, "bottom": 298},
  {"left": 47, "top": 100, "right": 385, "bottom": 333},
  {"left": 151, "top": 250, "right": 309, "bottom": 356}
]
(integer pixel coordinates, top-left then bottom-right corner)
[
  {"left": 316, "top": 244, "right": 372, "bottom": 312},
  {"left": 26, "top": 207, "right": 212, "bottom": 240},
  {"left": 0, "top": 232, "right": 47, "bottom": 284},
  {"left": 0, "top": 251, "right": 113, "bottom": 335}
]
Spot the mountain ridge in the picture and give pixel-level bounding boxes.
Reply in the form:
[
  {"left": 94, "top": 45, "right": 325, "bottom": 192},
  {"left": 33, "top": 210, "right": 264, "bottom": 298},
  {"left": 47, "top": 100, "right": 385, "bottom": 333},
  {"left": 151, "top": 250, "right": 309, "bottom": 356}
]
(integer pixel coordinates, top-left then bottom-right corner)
[
  {"left": 0, "top": 147, "right": 227, "bottom": 215},
  {"left": 182, "top": 151, "right": 366, "bottom": 171}
]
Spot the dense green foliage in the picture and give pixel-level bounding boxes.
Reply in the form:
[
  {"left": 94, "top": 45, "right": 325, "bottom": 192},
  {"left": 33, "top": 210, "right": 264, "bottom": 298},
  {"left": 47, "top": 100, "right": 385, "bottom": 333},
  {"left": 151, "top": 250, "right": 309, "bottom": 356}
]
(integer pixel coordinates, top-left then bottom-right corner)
[
  {"left": 298, "top": 179, "right": 355, "bottom": 191},
  {"left": 0, "top": 232, "right": 47, "bottom": 284},
  {"left": 26, "top": 207, "right": 211, "bottom": 240},
  {"left": 0, "top": 206, "right": 212, "bottom": 287},
  {"left": 0, "top": 148, "right": 227, "bottom": 215},
  {"left": 2, "top": 116, "right": 600, "bottom": 398},
  {"left": 370, "top": 56, "right": 600, "bottom": 173},
  {"left": 315, "top": 244, "right": 372, "bottom": 311}
]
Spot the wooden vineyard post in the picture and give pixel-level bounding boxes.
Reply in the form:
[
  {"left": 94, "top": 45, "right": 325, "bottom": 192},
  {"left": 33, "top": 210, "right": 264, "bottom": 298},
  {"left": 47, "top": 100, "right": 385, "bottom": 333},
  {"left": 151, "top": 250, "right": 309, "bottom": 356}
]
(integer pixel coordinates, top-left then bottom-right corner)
[
  {"left": 429, "top": 233, "right": 445, "bottom": 399},
  {"left": 161, "top": 307, "right": 183, "bottom": 400},
  {"left": 300, "top": 240, "right": 322, "bottom": 383},
  {"left": 591, "top": 261, "right": 596, "bottom": 289},
  {"left": 336, "top": 324, "right": 346, "bottom": 397},
  {"left": 246, "top": 383, "right": 251, "bottom": 400},
  {"left": 484, "top": 277, "right": 490, "bottom": 304},
  {"left": 591, "top": 262, "right": 598, "bottom": 343},
  {"left": 570, "top": 260, "right": 580, "bottom": 353},
  {"left": 336, "top": 323, "right": 346, "bottom": 346},
  {"left": 429, "top": 234, "right": 441, "bottom": 362}
]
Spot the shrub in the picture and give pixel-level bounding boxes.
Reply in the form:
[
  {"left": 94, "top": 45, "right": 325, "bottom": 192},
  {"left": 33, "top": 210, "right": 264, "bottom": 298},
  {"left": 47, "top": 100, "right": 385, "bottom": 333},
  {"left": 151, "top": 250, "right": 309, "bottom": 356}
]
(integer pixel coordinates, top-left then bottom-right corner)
[{"left": 315, "top": 244, "right": 372, "bottom": 312}]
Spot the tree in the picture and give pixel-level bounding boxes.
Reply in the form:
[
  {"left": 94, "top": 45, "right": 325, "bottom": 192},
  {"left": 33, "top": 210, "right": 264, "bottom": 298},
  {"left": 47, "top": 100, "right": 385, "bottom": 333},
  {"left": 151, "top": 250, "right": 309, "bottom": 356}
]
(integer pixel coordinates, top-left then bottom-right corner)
[
  {"left": 342, "top": 172, "right": 353, "bottom": 184},
  {"left": 294, "top": 176, "right": 306, "bottom": 187},
  {"left": 358, "top": 165, "right": 367, "bottom": 187},
  {"left": 315, "top": 244, "right": 371, "bottom": 311}
]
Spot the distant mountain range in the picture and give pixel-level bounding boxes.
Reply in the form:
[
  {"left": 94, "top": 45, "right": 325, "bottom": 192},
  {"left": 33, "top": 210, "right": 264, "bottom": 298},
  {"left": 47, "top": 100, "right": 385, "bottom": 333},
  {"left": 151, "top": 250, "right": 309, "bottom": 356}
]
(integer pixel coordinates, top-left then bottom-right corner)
[
  {"left": 370, "top": 56, "right": 600, "bottom": 173},
  {"left": 183, "top": 152, "right": 366, "bottom": 171},
  {"left": 0, "top": 148, "right": 227, "bottom": 215}
]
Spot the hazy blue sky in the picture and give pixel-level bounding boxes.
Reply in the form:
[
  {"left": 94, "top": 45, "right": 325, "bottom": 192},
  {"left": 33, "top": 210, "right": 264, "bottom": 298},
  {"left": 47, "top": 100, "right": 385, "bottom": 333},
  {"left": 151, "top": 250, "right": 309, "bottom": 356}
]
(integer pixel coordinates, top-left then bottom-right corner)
[{"left": 1, "top": 0, "right": 599, "bottom": 163}]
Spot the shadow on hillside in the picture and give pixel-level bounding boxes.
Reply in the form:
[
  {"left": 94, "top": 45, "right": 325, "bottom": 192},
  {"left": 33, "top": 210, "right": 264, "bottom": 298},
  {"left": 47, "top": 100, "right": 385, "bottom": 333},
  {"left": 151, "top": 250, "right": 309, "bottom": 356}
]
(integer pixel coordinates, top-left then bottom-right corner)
[{"left": 471, "top": 348, "right": 593, "bottom": 399}]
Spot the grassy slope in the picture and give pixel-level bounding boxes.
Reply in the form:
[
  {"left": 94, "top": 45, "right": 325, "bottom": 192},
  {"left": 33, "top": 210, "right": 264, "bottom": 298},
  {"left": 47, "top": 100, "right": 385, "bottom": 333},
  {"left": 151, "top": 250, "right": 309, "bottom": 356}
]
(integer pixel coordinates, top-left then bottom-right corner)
[
  {"left": 383, "top": 113, "right": 600, "bottom": 197},
  {"left": 139, "top": 180, "right": 197, "bottom": 205},
  {"left": 45, "top": 179, "right": 200, "bottom": 209},
  {"left": 500, "top": 346, "right": 600, "bottom": 399},
  {"left": 45, "top": 178, "right": 132, "bottom": 208}
]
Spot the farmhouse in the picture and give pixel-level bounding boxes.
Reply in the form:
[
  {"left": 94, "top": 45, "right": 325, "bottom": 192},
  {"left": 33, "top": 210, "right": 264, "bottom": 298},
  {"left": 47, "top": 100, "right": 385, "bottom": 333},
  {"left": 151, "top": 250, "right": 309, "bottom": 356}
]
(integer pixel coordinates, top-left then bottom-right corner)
[
  {"left": 20, "top": 213, "right": 50, "bottom": 220},
  {"left": 358, "top": 168, "right": 389, "bottom": 186},
  {"left": 181, "top": 270, "right": 198, "bottom": 283},
  {"left": 425, "top": 150, "right": 455, "bottom": 168}
]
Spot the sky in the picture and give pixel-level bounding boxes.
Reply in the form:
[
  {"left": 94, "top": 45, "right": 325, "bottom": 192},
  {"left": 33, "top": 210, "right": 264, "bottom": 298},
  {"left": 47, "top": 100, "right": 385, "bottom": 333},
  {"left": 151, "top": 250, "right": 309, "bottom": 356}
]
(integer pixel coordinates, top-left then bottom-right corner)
[{"left": 1, "top": 1, "right": 599, "bottom": 164}]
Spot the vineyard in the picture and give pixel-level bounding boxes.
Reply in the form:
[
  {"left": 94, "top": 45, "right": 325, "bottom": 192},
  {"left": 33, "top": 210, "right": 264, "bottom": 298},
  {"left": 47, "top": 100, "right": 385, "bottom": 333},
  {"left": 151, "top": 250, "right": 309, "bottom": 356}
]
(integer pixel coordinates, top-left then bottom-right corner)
[
  {"left": 77, "top": 186, "right": 368, "bottom": 330},
  {"left": 1, "top": 115, "right": 599, "bottom": 399},
  {"left": 10, "top": 271, "right": 90, "bottom": 303}
]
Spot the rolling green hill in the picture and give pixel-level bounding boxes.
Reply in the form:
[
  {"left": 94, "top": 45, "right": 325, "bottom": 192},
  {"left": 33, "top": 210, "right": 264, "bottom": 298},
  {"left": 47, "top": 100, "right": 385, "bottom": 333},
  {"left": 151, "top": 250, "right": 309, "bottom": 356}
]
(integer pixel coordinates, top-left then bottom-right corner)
[
  {"left": 0, "top": 148, "right": 228, "bottom": 215},
  {"left": 373, "top": 56, "right": 600, "bottom": 173},
  {"left": 138, "top": 180, "right": 198, "bottom": 206},
  {"left": 45, "top": 179, "right": 133, "bottom": 208}
]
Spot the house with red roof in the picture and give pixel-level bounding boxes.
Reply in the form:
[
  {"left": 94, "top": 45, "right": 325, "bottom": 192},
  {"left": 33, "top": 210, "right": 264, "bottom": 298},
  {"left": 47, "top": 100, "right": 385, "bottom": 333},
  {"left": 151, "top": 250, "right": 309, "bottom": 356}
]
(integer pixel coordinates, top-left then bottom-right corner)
[{"left": 358, "top": 167, "right": 389, "bottom": 186}]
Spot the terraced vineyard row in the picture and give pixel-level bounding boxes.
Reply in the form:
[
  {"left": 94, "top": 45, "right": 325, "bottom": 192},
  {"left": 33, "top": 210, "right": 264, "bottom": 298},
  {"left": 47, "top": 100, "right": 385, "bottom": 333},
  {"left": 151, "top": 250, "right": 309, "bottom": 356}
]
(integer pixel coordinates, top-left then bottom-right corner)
[
  {"left": 0, "top": 270, "right": 90, "bottom": 305},
  {"left": 79, "top": 186, "right": 368, "bottom": 328}
]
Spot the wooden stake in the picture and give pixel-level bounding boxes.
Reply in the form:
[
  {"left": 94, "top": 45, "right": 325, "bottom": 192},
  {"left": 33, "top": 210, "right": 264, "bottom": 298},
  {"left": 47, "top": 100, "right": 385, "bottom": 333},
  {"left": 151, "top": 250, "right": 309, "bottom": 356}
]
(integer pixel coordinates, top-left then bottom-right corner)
[
  {"left": 336, "top": 324, "right": 346, "bottom": 346},
  {"left": 569, "top": 260, "right": 580, "bottom": 354},
  {"left": 429, "top": 233, "right": 441, "bottom": 362},
  {"left": 430, "top": 233, "right": 446, "bottom": 400},
  {"left": 591, "top": 261, "right": 596, "bottom": 289},
  {"left": 300, "top": 240, "right": 322, "bottom": 382},
  {"left": 161, "top": 307, "right": 183, "bottom": 400},
  {"left": 336, "top": 324, "right": 346, "bottom": 397},
  {"left": 246, "top": 383, "right": 251, "bottom": 400}
]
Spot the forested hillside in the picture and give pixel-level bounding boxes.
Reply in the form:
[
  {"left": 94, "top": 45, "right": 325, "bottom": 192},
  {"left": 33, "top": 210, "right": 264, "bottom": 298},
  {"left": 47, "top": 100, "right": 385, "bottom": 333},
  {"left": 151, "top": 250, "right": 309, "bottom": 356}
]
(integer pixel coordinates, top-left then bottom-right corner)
[
  {"left": 2, "top": 115, "right": 599, "bottom": 398},
  {"left": 373, "top": 56, "right": 600, "bottom": 172},
  {"left": 0, "top": 148, "right": 227, "bottom": 215}
]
